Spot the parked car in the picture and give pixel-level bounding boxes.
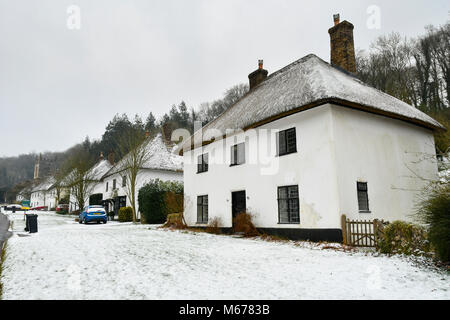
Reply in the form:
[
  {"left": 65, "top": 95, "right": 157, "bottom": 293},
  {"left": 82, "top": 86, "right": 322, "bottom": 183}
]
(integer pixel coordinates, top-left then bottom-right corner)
[
  {"left": 5, "top": 204, "right": 23, "bottom": 211},
  {"left": 79, "top": 205, "right": 107, "bottom": 224},
  {"left": 30, "top": 206, "right": 48, "bottom": 211},
  {"left": 56, "top": 204, "right": 69, "bottom": 213}
]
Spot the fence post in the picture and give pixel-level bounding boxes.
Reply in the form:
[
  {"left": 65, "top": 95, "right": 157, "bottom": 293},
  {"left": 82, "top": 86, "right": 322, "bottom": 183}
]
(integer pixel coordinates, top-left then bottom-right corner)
[
  {"left": 373, "top": 219, "right": 379, "bottom": 247},
  {"left": 341, "top": 214, "right": 347, "bottom": 245}
]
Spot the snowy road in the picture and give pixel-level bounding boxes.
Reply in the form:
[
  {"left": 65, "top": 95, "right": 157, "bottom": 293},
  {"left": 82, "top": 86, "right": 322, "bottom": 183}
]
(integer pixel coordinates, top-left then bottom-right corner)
[{"left": 1, "top": 211, "right": 449, "bottom": 300}]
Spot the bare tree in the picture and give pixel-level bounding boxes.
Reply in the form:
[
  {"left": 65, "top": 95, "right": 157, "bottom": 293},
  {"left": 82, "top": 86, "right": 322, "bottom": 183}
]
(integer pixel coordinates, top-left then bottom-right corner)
[
  {"left": 117, "top": 128, "right": 151, "bottom": 222},
  {"left": 63, "top": 147, "right": 96, "bottom": 212}
]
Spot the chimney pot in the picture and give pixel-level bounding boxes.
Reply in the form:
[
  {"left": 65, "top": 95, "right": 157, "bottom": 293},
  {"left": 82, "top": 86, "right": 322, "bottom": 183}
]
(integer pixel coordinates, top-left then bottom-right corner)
[
  {"left": 145, "top": 130, "right": 150, "bottom": 138},
  {"left": 258, "top": 60, "right": 263, "bottom": 69},
  {"left": 248, "top": 59, "right": 268, "bottom": 90},
  {"left": 333, "top": 14, "right": 340, "bottom": 26},
  {"left": 99, "top": 152, "right": 104, "bottom": 161}
]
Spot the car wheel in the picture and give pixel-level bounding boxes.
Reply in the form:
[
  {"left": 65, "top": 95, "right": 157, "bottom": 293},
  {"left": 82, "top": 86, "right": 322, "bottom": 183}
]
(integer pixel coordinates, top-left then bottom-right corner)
[
  {"left": 78, "top": 219, "right": 82, "bottom": 224},
  {"left": 84, "top": 218, "right": 88, "bottom": 225},
  {"left": 96, "top": 221, "right": 100, "bottom": 224}
]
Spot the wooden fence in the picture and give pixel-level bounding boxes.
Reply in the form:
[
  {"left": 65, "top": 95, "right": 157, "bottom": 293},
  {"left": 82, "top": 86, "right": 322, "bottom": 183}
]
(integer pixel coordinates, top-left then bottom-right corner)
[{"left": 341, "top": 214, "right": 388, "bottom": 248}]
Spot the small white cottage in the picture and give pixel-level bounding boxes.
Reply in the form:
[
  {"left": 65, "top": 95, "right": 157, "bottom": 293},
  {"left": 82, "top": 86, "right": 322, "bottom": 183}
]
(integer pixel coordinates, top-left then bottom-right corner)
[
  {"left": 67, "top": 154, "right": 113, "bottom": 213},
  {"left": 180, "top": 16, "right": 445, "bottom": 241},
  {"left": 101, "top": 133, "right": 183, "bottom": 218},
  {"left": 30, "top": 176, "right": 56, "bottom": 209}
]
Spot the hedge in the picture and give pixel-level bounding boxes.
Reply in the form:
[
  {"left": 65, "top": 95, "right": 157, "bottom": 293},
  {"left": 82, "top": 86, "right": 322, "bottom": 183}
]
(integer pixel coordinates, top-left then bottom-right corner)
[
  {"left": 416, "top": 182, "right": 450, "bottom": 262},
  {"left": 118, "top": 207, "right": 133, "bottom": 222},
  {"left": 138, "top": 179, "right": 183, "bottom": 224},
  {"left": 378, "top": 221, "right": 430, "bottom": 256}
]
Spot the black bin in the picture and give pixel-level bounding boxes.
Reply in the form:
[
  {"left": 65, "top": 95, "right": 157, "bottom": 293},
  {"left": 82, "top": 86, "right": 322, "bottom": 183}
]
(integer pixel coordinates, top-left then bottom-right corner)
[{"left": 25, "top": 214, "right": 38, "bottom": 233}]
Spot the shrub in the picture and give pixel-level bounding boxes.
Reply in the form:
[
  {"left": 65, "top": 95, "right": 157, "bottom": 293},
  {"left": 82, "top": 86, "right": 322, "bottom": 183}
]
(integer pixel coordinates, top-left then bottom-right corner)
[
  {"left": 206, "top": 217, "right": 222, "bottom": 235},
  {"left": 118, "top": 207, "right": 133, "bottom": 222},
  {"left": 378, "top": 221, "right": 430, "bottom": 256},
  {"left": 416, "top": 182, "right": 450, "bottom": 262},
  {"left": 138, "top": 179, "right": 183, "bottom": 224},
  {"left": 233, "top": 212, "right": 259, "bottom": 237}
]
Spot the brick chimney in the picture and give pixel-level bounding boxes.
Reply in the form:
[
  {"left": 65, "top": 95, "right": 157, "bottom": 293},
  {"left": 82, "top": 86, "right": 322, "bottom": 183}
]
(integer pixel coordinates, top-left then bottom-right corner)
[
  {"left": 108, "top": 151, "right": 115, "bottom": 165},
  {"left": 248, "top": 60, "right": 268, "bottom": 90},
  {"left": 328, "top": 14, "right": 356, "bottom": 74}
]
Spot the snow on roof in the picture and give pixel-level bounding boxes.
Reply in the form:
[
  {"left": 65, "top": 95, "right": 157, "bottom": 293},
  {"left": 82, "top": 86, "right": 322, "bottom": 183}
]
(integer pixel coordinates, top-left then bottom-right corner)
[
  {"left": 183, "top": 54, "right": 444, "bottom": 151},
  {"left": 31, "top": 176, "right": 56, "bottom": 192},
  {"left": 87, "top": 159, "right": 113, "bottom": 181},
  {"left": 105, "top": 134, "right": 183, "bottom": 177},
  {"left": 18, "top": 184, "right": 34, "bottom": 195}
]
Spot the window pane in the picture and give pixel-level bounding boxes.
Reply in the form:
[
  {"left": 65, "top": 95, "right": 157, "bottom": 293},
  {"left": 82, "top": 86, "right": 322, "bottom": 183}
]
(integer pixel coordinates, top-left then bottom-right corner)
[
  {"left": 203, "top": 203, "right": 208, "bottom": 222},
  {"left": 278, "top": 187, "right": 288, "bottom": 199},
  {"left": 286, "top": 128, "right": 297, "bottom": 153},
  {"left": 357, "top": 183, "right": 369, "bottom": 211},
  {"left": 204, "top": 154, "right": 209, "bottom": 172},
  {"left": 279, "top": 199, "right": 289, "bottom": 223},
  {"left": 231, "top": 145, "right": 236, "bottom": 165},
  {"left": 289, "top": 199, "right": 300, "bottom": 223},
  {"left": 237, "top": 143, "right": 245, "bottom": 164},
  {"left": 357, "top": 182, "right": 367, "bottom": 191},
  {"left": 278, "top": 131, "right": 286, "bottom": 155},
  {"left": 197, "top": 205, "right": 203, "bottom": 222},
  {"left": 288, "top": 186, "right": 299, "bottom": 199}
]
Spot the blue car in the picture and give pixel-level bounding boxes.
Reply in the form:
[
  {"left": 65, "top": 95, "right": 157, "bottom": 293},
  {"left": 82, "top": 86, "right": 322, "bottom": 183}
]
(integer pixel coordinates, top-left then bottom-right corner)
[{"left": 79, "top": 205, "right": 107, "bottom": 224}]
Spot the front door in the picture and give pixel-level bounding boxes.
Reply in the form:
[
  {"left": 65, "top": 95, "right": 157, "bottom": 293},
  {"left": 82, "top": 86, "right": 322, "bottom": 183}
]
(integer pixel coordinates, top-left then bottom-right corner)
[{"left": 232, "top": 191, "right": 246, "bottom": 221}]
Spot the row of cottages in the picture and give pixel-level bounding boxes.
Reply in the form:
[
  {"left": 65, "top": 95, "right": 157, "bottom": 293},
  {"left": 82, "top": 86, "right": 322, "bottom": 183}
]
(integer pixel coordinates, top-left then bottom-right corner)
[
  {"left": 67, "top": 133, "right": 183, "bottom": 218},
  {"left": 178, "top": 15, "right": 445, "bottom": 241},
  {"left": 30, "top": 176, "right": 57, "bottom": 209}
]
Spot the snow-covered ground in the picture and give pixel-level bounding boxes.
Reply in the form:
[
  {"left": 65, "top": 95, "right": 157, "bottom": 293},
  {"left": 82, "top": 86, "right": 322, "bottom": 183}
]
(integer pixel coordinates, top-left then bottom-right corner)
[{"left": 1, "top": 211, "right": 449, "bottom": 300}]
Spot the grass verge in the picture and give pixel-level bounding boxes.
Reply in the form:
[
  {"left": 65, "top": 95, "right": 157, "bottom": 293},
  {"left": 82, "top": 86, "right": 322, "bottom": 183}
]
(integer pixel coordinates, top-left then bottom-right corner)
[
  {"left": 0, "top": 239, "right": 9, "bottom": 300},
  {"left": 0, "top": 219, "right": 12, "bottom": 300}
]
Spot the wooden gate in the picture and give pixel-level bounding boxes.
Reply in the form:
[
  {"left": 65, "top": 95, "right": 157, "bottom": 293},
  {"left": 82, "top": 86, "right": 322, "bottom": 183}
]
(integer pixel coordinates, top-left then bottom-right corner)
[{"left": 341, "top": 214, "right": 388, "bottom": 248}]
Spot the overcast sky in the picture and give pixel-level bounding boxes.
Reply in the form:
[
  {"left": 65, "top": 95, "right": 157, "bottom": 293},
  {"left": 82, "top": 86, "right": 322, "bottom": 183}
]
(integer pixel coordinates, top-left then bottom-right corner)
[{"left": 0, "top": 0, "right": 448, "bottom": 157}]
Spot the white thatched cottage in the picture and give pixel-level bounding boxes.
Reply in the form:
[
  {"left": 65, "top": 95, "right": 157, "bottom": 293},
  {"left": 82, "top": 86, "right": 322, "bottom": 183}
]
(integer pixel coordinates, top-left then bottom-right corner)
[
  {"left": 67, "top": 154, "right": 113, "bottom": 213},
  {"left": 179, "top": 15, "right": 445, "bottom": 241},
  {"left": 101, "top": 133, "right": 183, "bottom": 218},
  {"left": 30, "top": 176, "right": 56, "bottom": 209}
]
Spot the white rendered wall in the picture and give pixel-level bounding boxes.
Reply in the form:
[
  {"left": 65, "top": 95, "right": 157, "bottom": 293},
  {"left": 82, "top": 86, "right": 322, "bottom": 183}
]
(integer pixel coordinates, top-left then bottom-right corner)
[
  {"left": 330, "top": 106, "right": 438, "bottom": 223},
  {"left": 183, "top": 103, "right": 439, "bottom": 230},
  {"left": 184, "top": 105, "right": 340, "bottom": 229}
]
